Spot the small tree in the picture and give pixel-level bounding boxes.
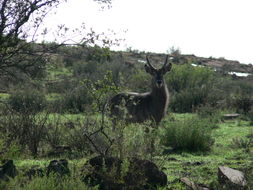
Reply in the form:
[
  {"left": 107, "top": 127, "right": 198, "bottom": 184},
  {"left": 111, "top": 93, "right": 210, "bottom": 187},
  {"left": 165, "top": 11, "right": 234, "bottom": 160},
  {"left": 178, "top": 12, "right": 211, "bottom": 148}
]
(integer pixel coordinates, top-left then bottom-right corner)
[
  {"left": 0, "top": 107, "right": 49, "bottom": 157},
  {"left": 0, "top": 0, "right": 113, "bottom": 82}
]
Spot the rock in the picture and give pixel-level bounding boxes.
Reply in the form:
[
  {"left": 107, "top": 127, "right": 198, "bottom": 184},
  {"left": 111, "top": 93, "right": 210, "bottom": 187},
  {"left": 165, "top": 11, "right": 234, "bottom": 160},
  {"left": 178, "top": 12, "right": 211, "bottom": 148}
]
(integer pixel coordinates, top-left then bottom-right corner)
[
  {"left": 0, "top": 160, "right": 17, "bottom": 180},
  {"left": 83, "top": 156, "right": 167, "bottom": 189},
  {"left": 46, "top": 159, "right": 70, "bottom": 177},
  {"left": 64, "top": 121, "right": 75, "bottom": 129},
  {"left": 218, "top": 166, "right": 247, "bottom": 189},
  {"left": 89, "top": 156, "right": 122, "bottom": 171},
  {"left": 223, "top": 113, "right": 240, "bottom": 120},
  {"left": 25, "top": 165, "right": 44, "bottom": 179},
  {"left": 181, "top": 177, "right": 210, "bottom": 190},
  {"left": 125, "top": 157, "right": 167, "bottom": 188}
]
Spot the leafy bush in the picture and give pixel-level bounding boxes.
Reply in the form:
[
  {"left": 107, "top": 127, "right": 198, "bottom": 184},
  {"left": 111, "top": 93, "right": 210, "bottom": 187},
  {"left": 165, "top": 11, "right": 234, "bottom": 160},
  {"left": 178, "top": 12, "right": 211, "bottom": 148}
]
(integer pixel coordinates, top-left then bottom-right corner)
[
  {"left": 170, "top": 86, "right": 210, "bottom": 113},
  {"left": 162, "top": 117, "right": 215, "bottom": 152},
  {"left": 46, "top": 76, "right": 77, "bottom": 94},
  {"left": 59, "top": 86, "right": 93, "bottom": 113},
  {"left": 231, "top": 137, "right": 252, "bottom": 152},
  {"left": 73, "top": 61, "right": 99, "bottom": 77},
  {"left": 8, "top": 89, "right": 46, "bottom": 113},
  {"left": 232, "top": 95, "right": 252, "bottom": 114},
  {"left": 196, "top": 105, "right": 222, "bottom": 125},
  {"left": 0, "top": 138, "right": 21, "bottom": 161},
  {"left": 0, "top": 109, "right": 49, "bottom": 157},
  {"left": 247, "top": 111, "right": 253, "bottom": 125},
  {"left": 166, "top": 64, "right": 214, "bottom": 93},
  {"left": 166, "top": 64, "right": 215, "bottom": 113},
  {"left": 86, "top": 45, "right": 111, "bottom": 63}
]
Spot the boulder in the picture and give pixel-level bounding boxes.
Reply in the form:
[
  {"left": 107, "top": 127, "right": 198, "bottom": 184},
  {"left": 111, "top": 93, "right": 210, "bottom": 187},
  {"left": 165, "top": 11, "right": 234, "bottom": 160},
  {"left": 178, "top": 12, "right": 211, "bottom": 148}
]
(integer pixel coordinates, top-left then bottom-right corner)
[
  {"left": 83, "top": 156, "right": 167, "bottom": 190},
  {"left": 25, "top": 165, "right": 44, "bottom": 179},
  {"left": 181, "top": 177, "right": 210, "bottom": 190},
  {"left": 218, "top": 166, "right": 247, "bottom": 189},
  {"left": 222, "top": 113, "right": 240, "bottom": 120},
  {"left": 125, "top": 157, "right": 167, "bottom": 188},
  {"left": 0, "top": 160, "right": 17, "bottom": 180},
  {"left": 46, "top": 159, "right": 70, "bottom": 177}
]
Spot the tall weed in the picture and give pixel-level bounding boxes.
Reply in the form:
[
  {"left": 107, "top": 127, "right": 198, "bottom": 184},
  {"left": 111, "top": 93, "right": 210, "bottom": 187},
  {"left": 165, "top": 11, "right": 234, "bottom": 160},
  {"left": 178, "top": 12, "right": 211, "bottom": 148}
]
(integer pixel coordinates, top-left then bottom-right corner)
[{"left": 162, "top": 117, "right": 215, "bottom": 152}]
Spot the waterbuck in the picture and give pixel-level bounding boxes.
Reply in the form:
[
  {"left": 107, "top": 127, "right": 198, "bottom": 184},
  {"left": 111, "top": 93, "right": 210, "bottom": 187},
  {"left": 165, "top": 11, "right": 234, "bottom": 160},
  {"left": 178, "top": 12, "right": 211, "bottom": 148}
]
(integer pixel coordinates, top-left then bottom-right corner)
[{"left": 109, "top": 55, "right": 172, "bottom": 125}]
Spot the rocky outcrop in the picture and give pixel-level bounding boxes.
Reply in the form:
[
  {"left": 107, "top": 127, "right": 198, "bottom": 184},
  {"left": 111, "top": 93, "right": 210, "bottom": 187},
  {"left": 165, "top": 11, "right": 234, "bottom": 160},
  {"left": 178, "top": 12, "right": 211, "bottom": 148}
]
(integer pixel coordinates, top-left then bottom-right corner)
[
  {"left": 218, "top": 166, "right": 247, "bottom": 189},
  {"left": 181, "top": 177, "right": 210, "bottom": 190},
  {"left": 83, "top": 156, "right": 167, "bottom": 190},
  {"left": 0, "top": 160, "right": 17, "bottom": 180},
  {"left": 46, "top": 159, "right": 70, "bottom": 177}
]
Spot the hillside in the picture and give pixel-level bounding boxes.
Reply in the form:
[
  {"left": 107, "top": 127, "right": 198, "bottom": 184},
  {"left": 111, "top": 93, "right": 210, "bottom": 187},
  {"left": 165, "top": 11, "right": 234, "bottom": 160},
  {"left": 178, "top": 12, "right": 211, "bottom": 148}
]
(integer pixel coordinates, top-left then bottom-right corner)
[
  {"left": 1, "top": 45, "right": 253, "bottom": 190},
  {"left": 121, "top": 51, "right": 253, "bottom": 75}
]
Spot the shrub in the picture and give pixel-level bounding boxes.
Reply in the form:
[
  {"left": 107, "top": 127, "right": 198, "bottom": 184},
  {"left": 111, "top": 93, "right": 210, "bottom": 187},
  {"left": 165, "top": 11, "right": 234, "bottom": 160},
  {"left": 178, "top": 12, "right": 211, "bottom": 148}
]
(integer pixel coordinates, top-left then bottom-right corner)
[
  {"left": 86, "top": 45, "right": 111, "bottom": 63},
  {"left": 8, "top": 89, "right": 46, "bottom": 113},
  {"left": 166, "top": 64, "right": 215, "bottom": 113},
  {"left": 59, "top": 86, "right": 93, "bottom": 113},
  {"left": 232, "top": 95, "right": 252, "bottom": 114},
  {"left": 0, "top": 110, "right": 49, "bottom": 157},
  {"left": 166, "top": 64, "right": 215, "bottom": 93},
  {"left": 231, "top": 137, "right": 252, "bottom": 152},
  {"left": 196, "top": 105, "right": 222, "bottom": 125},
  {"left": 247, "top": 110, "right": 253, "bottom": 125},
  {"left": 162, "top": 117, "right": 215, "bottom": 152},
  {"left": 73, "top": 61, "right": 98, "bottom": 77},
  {"left": 170, "top": 87, "right": 210, "bottom": 113}
]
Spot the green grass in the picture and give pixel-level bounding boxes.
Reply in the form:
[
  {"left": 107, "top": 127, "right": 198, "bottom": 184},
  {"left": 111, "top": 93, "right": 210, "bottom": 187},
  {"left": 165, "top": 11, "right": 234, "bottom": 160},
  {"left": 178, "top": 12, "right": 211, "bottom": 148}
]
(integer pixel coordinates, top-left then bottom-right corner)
[
  {"left": 46, "top": 66, "right": 72, "bottom": 80},
  {"left": 161, "top": 115, "right": 253, "bottom": 189},
  {"left": 0, "top": 93, "right": 10, "bottom": 99},
  {"left": 2, "top": 113, "right": 253, "bottom": 189},
  {"left": 46, "top": 93, "right": 61, "bottom": 101}
]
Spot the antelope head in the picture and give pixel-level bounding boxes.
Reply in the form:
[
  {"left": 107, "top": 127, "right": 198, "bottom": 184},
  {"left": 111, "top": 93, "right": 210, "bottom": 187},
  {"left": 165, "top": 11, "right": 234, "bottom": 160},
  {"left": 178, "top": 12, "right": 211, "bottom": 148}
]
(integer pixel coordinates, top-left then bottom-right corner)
[{"left": 145, "top": 55, "right": 172, "bottom": 88}]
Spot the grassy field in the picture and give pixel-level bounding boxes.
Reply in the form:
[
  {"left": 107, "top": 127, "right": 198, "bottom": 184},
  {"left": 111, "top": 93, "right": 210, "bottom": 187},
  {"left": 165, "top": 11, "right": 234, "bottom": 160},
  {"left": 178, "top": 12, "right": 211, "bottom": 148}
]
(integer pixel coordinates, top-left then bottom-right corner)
[
  {"left": 1, "top": 113, "right": 252, "bottom": 189},
  {"left": 163, "top": 116, "right": 253, "bottom": 189}
]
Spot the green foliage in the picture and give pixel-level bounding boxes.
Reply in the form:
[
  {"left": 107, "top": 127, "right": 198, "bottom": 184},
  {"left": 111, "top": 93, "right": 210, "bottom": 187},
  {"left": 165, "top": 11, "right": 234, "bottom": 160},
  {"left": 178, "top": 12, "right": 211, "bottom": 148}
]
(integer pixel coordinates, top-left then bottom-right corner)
[
  {"left": 81, "top": 71, "right": 120, "bottom": 112},
  {"left": 166, "top": 64, "right": 214, "bottom": 93},
  {"left": 247, "top": 110, "right": 253, "bottom": 125},
  {"left": 46, "top": 76, "right": 77, "bottom": 94},
  {"left": 231, "top": 130, "right": 253, "bottom": 152},
  {"left": 59, "top": 86, "right": 93, "bottom": 113},
  {"left": 196, "top": 105, "right": 222, "bottom": 126},
  {"left": 86, "top": 45, "right": 111, "bottom": 63},
  {"left": 73, "top": 61, "right": 98, "bottom": 77},
  {"left": 0, "top": 175, "right": 91, "bottom": 190},
  {"left": 0, "top": 138, "right": 21, "bottom": 161},
  {"left": 8, "top": 89, "right": 47, "bottom": 113},
  {"left": 170, "top": 87, "right": 210, "bottom": 113},
  {"left": 166, "top": 64, "right": 215, "bottom": 113},
  {"left": 49, "top": 71, "right": 119, "bottom": 114},
  {"left": 232, "top": 95, "right": 252, "bottom": 114},
  {"left": 162, "top": 117, "right": 215, "bottom": 152},
  {"left": 128, "top": 69, "right": 151, "bottom": 92},
  {"left": 231, "top": 137, "right": 252, "bottom": 152},
  {"left": 0, "top": 109, "right": 49, "bottom": 157}
]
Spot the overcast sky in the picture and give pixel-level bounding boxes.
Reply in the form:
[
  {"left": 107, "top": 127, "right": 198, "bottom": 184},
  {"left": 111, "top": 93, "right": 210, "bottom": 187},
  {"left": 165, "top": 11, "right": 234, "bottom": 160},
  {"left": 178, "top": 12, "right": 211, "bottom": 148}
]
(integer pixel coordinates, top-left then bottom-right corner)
[{"left": 42, "top": 0, "right": 253, "bottom": 64}]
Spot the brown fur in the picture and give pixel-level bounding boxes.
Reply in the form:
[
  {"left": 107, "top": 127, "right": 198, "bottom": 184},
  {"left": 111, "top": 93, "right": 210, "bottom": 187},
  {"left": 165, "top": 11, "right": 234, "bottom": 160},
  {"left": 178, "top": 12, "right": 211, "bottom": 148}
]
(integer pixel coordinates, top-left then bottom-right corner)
[{"left": 109, "top": 55, "right": 172, "bottom": 125}]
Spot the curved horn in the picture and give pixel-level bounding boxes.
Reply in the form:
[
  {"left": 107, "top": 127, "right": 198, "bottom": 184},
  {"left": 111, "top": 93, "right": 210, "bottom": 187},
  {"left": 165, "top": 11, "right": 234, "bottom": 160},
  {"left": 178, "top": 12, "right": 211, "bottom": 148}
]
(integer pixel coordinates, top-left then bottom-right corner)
[
  {"left": 163, "top": 55, "right": 169, "bottom": 67},
  {"left": 146, "top": 55, "right": 156, "bottom": 70}
]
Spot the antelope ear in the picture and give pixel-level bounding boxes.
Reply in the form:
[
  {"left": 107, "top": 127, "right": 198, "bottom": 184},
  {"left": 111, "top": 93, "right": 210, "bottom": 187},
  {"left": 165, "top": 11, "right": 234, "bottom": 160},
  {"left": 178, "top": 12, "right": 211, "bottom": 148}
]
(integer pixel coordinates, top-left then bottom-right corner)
[
  {"left": 145, "top": 64, "right": 153, "bottom": 74},
  {"left": 161, "top": 62, "right": 172, "bottom": 74}
]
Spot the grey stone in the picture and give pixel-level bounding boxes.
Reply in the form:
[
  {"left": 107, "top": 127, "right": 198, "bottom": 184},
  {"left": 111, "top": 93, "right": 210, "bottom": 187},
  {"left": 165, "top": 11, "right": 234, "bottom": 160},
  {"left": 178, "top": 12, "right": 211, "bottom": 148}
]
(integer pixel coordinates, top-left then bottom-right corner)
[{"left": 218, "top": 166, "right": 247, "bottom": 188}]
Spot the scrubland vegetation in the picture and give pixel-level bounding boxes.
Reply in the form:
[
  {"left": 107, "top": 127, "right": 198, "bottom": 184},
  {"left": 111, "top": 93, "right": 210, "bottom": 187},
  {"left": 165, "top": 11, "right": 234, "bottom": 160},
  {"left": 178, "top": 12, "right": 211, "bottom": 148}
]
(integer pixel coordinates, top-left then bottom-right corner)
[
  {"left": 1, "top": 1, "right": 253, "bottom": 188},
  {"left": 1, "top": 42, "right": 253, "bottom": 189}
]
